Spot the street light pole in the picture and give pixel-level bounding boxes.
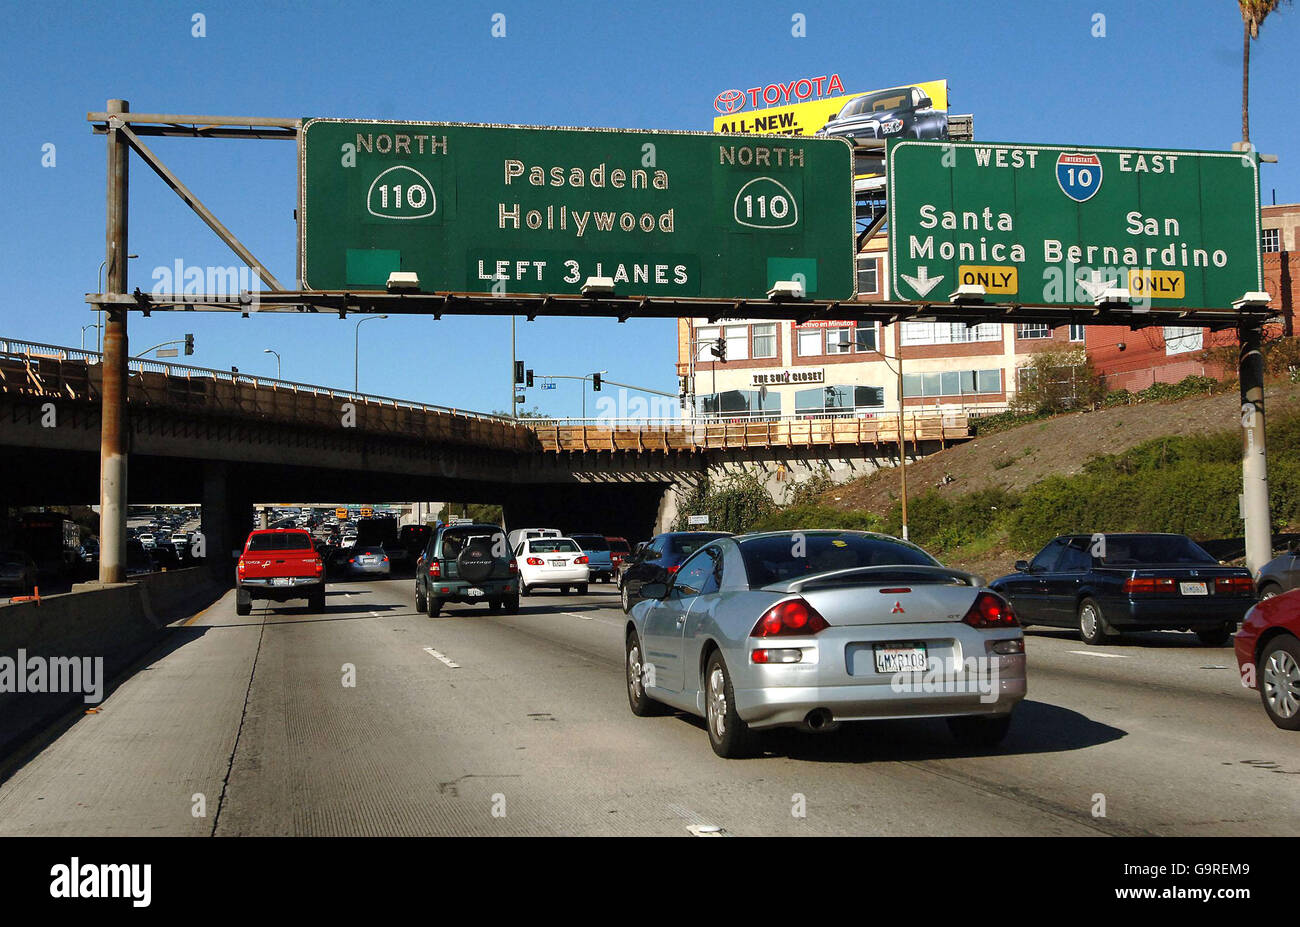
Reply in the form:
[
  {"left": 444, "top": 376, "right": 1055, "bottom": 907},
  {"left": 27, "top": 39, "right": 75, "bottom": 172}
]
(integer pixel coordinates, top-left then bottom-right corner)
[
  {"left": 354, "top": 315, "right": 388, "bottom": 392},
  {"left": 81, "top": 324, "right": 98, "bottom": 351},
  {"left": 263, "top": 348, "right": 281, "bottom": 379}
]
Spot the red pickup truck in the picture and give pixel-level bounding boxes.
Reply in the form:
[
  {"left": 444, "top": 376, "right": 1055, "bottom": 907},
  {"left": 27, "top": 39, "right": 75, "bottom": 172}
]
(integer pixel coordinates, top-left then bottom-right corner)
[{"left": 235, "top": 528, "right": 326, "bottom": 616}]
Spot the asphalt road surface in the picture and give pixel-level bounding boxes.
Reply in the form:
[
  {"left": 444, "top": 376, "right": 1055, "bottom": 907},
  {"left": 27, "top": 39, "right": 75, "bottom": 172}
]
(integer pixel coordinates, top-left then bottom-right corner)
[{"left": 1, "top": 578, "right": 1297, "bottom": 836}]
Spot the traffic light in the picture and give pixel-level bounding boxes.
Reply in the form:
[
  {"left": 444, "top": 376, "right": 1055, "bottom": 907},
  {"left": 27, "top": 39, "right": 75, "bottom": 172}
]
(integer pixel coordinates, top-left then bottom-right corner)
[
  {"left": 184, "top": 333, "right": 194, "bottom": 356},
  {"left": 525, "top": 369, "right": 534, "bottom": 387},
  {"left": 711, "top": 336, "right": 727, "bottom": 362},
  {"left": 678, "top": 376, "right": 689, "bottom": 409},
  {"left": 592, "top": 372, "right": 602, "bottom": 392},
  {"left": 514, "top": 360, "right": 525, "bottom": 384}
]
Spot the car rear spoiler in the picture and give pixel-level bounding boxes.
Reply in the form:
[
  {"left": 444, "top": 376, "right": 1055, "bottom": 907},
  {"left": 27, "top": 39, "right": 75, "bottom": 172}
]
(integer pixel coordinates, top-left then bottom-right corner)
[{"left": 763, "top": 564, "right": 982, "bottom": 594}]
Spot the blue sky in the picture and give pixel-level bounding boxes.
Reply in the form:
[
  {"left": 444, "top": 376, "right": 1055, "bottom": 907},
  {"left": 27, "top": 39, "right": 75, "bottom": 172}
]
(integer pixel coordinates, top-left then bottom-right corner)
[{"left": 2, "top": 0, "right": 1296, "bottom": 416}]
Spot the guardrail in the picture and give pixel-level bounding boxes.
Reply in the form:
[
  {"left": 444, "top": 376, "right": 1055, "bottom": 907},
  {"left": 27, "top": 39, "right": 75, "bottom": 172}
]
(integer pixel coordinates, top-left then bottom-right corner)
[{"left": 0, "top": 338, "right": 512, "bottom": 423}]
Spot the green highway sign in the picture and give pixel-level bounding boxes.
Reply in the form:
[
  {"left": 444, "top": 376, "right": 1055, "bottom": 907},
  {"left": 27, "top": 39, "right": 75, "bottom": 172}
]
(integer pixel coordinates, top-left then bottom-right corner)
[
  {"left": 887, "top": 141, "right": 1262, "bottom": 310},
  {"left": 299, "top": 120, "right": 856, "bottom": 300}
]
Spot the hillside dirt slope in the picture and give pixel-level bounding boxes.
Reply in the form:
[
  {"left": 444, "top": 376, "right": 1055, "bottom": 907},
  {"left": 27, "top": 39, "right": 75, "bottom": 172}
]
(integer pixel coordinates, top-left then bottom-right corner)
[
  {"left": 822, "top": 381, "right": 1300, "bottom": 515},
  {"left": 818, "top": 381, "right": 1300, "bottom": 579}
]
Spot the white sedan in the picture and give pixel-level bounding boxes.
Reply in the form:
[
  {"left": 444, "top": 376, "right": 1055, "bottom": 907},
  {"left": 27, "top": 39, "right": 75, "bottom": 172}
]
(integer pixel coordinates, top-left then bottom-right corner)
[{"left": 516, "top": 537, "right": 590, "bottom": 595}]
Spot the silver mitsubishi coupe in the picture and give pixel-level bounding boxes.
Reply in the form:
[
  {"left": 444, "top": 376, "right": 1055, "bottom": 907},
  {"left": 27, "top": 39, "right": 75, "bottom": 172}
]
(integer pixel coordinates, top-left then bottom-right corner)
[{"left": 624, "top": 530, "right": 1026, "bottom": 757}]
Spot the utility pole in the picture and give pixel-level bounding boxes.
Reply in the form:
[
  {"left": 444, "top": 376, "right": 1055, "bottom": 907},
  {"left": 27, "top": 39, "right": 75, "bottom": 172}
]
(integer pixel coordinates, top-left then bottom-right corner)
[
  {"left": 99, "top": 99, "right": 129, "bottom": 584},
  {"left": 1240, "top": 322, "right": 1271, "bottom": 574}
]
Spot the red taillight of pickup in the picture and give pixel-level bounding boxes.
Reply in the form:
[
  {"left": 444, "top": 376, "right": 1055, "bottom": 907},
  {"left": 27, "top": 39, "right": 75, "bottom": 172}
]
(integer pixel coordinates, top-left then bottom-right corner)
[
  {"left": 236, "top": 559, "right": 246, "bottom": 578},
  {"left": 1214, "top": 576, "right": 1254, "bottom": 595},
  {"left": 1124, "top": 577, "right": 1177, "bottom": 594},
  {"left": 312, "top": 557, "right": 323, "bottom": 574}
]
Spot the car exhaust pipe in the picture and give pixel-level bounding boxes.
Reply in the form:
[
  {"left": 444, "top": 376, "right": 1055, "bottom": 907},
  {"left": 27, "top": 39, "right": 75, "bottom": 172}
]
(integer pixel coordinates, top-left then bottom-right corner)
[{"left": 805, "top": 709, "right": 837, "bottom": 732}]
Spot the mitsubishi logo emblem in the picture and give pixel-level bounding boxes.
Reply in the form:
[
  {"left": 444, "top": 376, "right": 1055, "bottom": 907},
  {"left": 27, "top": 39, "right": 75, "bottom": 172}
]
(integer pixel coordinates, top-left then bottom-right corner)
[{"left": 891, "top": 601, "right": 905, "bottom": 614}]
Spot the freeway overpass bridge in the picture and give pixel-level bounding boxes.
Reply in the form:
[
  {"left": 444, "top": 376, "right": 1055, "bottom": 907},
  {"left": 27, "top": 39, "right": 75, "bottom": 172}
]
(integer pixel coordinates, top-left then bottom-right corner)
[{"left": 1, "top": 337, "right": 970, "bottom": 580}]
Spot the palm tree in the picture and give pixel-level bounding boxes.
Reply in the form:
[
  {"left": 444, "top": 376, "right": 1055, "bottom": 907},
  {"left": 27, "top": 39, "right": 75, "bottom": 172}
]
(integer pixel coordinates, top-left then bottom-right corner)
[{"left": 1239, "top": 0, "right": 1290, "bottom": 144}]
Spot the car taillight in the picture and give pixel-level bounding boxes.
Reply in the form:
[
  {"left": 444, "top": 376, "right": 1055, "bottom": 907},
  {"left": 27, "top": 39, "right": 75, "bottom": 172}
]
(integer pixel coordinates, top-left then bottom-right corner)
[
  {"left": 429, "top": 561, "right": 441, "bottom": 577},
  {"left": 962, "top": 591, "right": 1018, "bottom": 628},
  {"left": 527, "top": 557, "right": 544, "bottom": 566},
  {"left": 1215, "top": 576, "right": 1253, "bottom": 594},
  {"left": 576, "top": 555, "right": 589, "bottom": 565},
  {"left": 312, "top": 558, "right": 323, "bottom": 573},
  {"left": 667, "top": 564, "right": 680, "bottom": 574},
  {"left": 349, "top": 558, "right": 356, "bottom": 564},
  {"left": 381, "top": 556, "right": 389, "bottom": 562},
  {"left": 509, "top": 559, "right": 518, "bottom": 573},
  {"left": 236, "top": 559, "right": 246, "bottom": 576},
  {"left": 1123, "top": 577, "right": 1176, "bottom": 594},
  {"left": 751, "top": 598, "right": 830, "bottom": 637}
]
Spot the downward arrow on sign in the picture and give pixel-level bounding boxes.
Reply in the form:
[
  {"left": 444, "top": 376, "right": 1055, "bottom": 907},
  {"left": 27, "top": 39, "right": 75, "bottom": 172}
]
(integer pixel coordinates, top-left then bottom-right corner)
[{"left": 901, "top": 266, "right": 944, "bottom": 298}]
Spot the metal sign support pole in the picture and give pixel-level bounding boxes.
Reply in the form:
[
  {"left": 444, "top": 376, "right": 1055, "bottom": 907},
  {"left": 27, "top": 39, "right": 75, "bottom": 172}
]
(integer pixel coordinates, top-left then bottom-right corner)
[
  {"left": 99, "top": 99, "right": 129, "bottom": 584},
  {"left": 1239, "top": 321, "right": 1271, "bottom": 575}
]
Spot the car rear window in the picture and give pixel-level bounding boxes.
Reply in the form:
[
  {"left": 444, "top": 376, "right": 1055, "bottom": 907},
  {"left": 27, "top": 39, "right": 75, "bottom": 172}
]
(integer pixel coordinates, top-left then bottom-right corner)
[
  {"left": 608, "top": 539, "right": 630, "bottom": 553},
  {"left": 739, "top": 533, "right": 938, "bottom": 587},
  {"left": 442, "top": 529, "right": 506, "bottom": 558},
  {"left": 670, "top": 533, "right": 728, "bottom": 555},
  {"left": 571, "top": 535, "right": 609, "bottom": 551},
  {"left": 248, "top": 532, "right": 312, "bottom": 551},
  {"left": 530, "top": 539, "right": 579, "bottom": 553},
  {"left": 354, "top": 546, "right": 386, "bottom": 556},
  {"left": 1098, "top": 535, "right": 1216, "bottom": 565}
]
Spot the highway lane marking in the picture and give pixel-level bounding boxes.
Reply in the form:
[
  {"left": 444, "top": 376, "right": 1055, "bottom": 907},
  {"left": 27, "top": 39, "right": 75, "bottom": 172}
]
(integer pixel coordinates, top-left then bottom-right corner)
[
  {"left": 562, "top": 611, "right": 595, "bottom": 621},
  {"left": 1066, "top": 650, "right": 1130, "bottom": 659},
  {"left": 423, "top": 647, "right": 460, "bottom": 668},
  {"left": 687, "top": 824, "right": 729, "bottom": 837}
]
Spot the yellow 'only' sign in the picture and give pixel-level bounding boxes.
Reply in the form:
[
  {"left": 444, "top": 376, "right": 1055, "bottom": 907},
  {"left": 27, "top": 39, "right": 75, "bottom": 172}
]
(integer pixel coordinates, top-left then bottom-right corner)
[
  {"left": 1128, "top": 269, "right": 1185, "bottom": 299},
  {"left": 958, "top": 265, "right": 1018, "bottom": 295}
]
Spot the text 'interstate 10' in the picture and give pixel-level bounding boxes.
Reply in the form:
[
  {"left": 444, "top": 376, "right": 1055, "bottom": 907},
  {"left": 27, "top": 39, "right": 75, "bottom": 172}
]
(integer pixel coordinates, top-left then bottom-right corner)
[
  {"left": 887, "top": 141, "right": 1262, "bottom": 310},
  {"left": 299, "top": 120, "right": 856, "bottom": 300}
]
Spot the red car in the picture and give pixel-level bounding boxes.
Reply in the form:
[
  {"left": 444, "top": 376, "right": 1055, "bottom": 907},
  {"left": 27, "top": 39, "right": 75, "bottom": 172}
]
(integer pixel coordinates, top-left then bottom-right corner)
[
  {"left": 606, "top": 536, "right": 632, "bottom": 580},
  {"left": 1235, "top": 588, "right": 1300, "bottom": 730}
]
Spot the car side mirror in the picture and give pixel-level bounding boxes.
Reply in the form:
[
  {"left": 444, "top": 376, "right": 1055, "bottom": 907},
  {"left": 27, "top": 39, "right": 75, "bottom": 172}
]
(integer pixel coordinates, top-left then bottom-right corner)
[
  {"left": 639, "top": 581, "right": 669, "bottom": 600},
  {"left": 1288, "top": 540, "right": 1299, "bottom": 554},
  {"left": 917, "top": 96, "right": 932, "bottom": 109},
  {"left": 1014, "top": 560, "right": 1030, "bottom": 573},
  {"left": 825, "top": 113, "right": 837, "bottom": 123}
]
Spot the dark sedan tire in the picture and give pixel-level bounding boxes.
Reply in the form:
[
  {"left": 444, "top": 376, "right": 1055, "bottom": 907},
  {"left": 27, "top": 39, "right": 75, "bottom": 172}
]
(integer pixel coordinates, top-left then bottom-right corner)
[
  {"left": 1196, "top": 623, "right": 1234, "bottom": 647},
  {"left": 1260, "top": 582, "right": 1284, "bottom": 601},
  {"left": 309, "top": 588, "right": 326, "bottom": 613},
  {"left": 947, "top": 714, "right": 1013, "bottom": 747},
  {"left": 520, "top": 583, "right": 531, "bottom": 597},
  {"left": 621, "top": 583, "right": 632, "bottom": 613},
  {"left": 705, "top": 651, "right": 758, "bottom": 758},
  {"left": 1078, "top": 597, "right": 1112, "bottom": 645},
  {"left": 626, "top": 632, "right": 667, "bottom": 717},
  {"left": 1258, "top": 635, "right": 1300, "bottom": 730}
]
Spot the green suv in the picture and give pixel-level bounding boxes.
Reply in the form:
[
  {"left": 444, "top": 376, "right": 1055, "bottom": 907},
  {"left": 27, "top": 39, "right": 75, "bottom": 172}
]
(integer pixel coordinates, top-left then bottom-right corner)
[{"left": 414, "top": 523, "right": 520, "bottom": 616}]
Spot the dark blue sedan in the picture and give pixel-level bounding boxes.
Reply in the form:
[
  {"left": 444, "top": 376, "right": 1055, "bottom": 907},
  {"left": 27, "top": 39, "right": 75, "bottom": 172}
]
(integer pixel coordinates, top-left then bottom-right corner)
[{"left": 990, "top": 533, "right": 1256, "bottom": 646}]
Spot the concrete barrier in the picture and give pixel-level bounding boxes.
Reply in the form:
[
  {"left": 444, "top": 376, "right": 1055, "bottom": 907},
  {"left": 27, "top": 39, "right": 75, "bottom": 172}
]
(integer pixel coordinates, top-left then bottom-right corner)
[{"left": 0, "top": 567, "right": 222, "bottom": 759}]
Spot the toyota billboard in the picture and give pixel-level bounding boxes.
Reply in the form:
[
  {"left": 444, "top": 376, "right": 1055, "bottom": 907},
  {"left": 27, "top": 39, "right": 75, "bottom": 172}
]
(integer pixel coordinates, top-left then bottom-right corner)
[{"left": 713, "top": 77, "right": 950, "bottom": 143}]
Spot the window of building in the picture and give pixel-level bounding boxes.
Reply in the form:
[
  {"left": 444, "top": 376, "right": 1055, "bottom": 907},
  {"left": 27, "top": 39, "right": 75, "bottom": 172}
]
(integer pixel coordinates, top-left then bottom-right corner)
[
  {"left": 724, "top": 324, "right": 749, "bottom": 362},
  {"left": 902, "top": 369, "right": 1001, "bottom": 397},
  {"left": 696, "top": 388, "right": 780, "bottom": 418},
  {"left": 856, "top": 257, "right": 879, "bottom": 294},
  {"left": 900, "top": 321, "right": 1001, "bottom": 345},
  {"left": 1017, "top": 323, "right": 1051, "bottom": 339},
  {"left": 1164, "top": 326, "right": 1203, "bottom": 356},
  {"left": 825, "top": 326, "right": 854, "bottom": 354},
  {"left": 751, "top": 323, "right": 777, "bottom": 359},
  {"left": 797, "top": 327, "right": 823, "bottom": 357},
  {"left": 695, "top": 326, "right": 719, "bottom": 362},
  {"left": 795, "top": 384, "right": 885, "bottom": 416},
  {"left": 1262, "top": 228, "right": 1281, "bottom": 253},
  {"left": 855, "top": 324, "right": 879, "bottom": 353},
  {"left": 1069, "top": 324, "right": 1085, "bottom": 342}
]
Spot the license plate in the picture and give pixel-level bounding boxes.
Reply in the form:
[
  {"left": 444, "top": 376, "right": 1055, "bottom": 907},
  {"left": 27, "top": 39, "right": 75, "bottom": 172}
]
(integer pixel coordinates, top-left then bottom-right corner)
[
  {"left": 549, "top": 560, "right": 566, "bottom": 567},
  {"left": 873, "top": 643, "right": 929, "bottom": 674},
  {"left": 1180, "top": 581, "right": 1208, "bottom": 596},
  {"left": 272, "top": 577, "right": 293, "bottom": 587},
  {"left": 465, "top": 587, "right": 484, "bottom": 597}
]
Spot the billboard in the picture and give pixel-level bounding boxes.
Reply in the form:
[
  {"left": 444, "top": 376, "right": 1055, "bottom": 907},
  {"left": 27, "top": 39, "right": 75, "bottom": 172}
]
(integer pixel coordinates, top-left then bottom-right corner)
[{"left": 713, "top": 79, "right": 950, "bottom": 145}]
